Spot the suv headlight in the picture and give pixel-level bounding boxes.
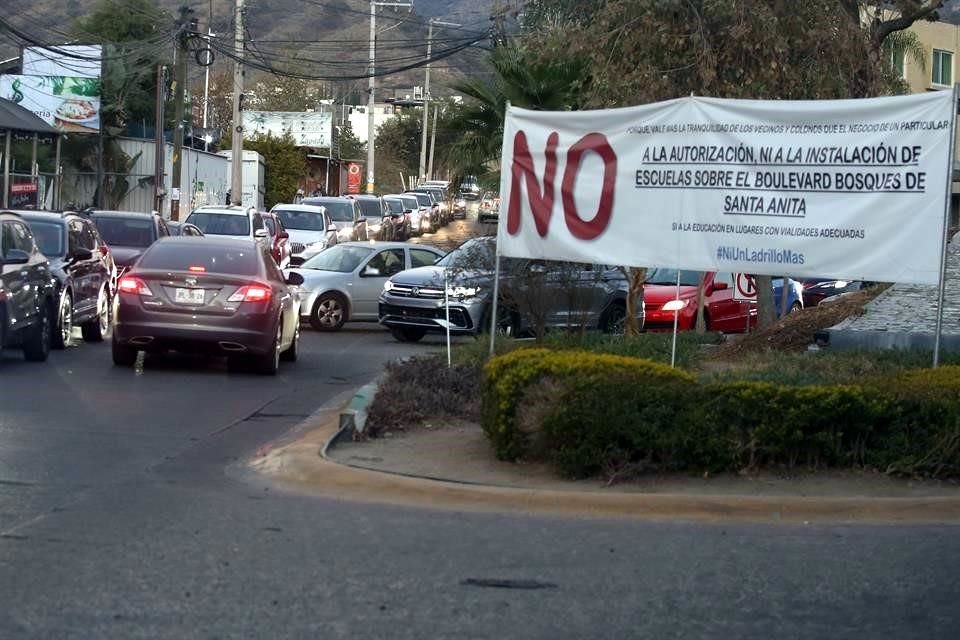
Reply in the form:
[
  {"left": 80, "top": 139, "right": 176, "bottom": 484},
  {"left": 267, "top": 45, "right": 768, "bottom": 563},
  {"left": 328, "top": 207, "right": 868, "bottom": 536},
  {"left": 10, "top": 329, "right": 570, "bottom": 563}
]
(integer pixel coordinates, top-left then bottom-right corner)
[{"left": 383, "top": 280, "right": 395, "bottom": 293}]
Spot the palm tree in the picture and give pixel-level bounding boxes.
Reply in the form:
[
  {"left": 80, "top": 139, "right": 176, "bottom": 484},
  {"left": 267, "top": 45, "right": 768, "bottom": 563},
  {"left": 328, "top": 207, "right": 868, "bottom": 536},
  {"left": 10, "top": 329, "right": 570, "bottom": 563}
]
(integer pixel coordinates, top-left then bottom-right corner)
[
  {"left": 882, "top": 29, "right": 928, "bottom": 77},
  {"left": 445, "top": 41, "right": 586, "bottom": 178}
]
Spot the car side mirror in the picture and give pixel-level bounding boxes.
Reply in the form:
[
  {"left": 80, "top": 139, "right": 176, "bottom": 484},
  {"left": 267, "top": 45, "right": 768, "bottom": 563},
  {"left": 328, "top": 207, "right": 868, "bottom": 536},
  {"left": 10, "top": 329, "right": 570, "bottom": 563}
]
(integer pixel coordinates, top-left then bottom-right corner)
[
  {"left": 3, "top": 249, "right": 30, "bottom": 265},
  {"left": 712, "top": 282, "right": 729, "bottom": 291},
  {"left": 327, "top": 224, "right": 338, "bottom": 233},
  {"left": 404, "top": 209, "right": 413, "bottom": 214},
  {"left": 362, "top": 265, "right": 382, "bottom": 277},
  {"left": 254, "top": 228, "right": 270, "bottom": 239},
  {"left": 285, "top": 271, "right": 304, "bottom": 286},
  {"left": 72, "top": 248, "right": 94, "bottom": 261},
  {"left": 357, "top": 216, "right": 367, "bottom": 224},
  {"left": 278, "top": 231, "right": 289, "bottom": 240}
]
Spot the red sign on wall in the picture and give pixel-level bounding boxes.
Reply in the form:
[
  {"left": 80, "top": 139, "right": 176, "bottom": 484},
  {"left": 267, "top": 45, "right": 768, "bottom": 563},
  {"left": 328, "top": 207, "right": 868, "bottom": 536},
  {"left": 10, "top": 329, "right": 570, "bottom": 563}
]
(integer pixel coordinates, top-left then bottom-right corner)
[
  {"left": 11, "top": 182, "right": 38, "bottom": 194},
  {"left": 346, "top": 163, "right": 361, "bottom": 194}
]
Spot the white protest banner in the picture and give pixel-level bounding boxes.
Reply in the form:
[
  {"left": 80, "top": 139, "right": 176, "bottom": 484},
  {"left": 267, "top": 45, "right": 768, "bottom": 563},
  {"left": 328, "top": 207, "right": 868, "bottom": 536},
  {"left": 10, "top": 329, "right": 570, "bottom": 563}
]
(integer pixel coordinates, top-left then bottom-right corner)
[{"left": 497, "top": 92, "right": 954, "bottom": 285}]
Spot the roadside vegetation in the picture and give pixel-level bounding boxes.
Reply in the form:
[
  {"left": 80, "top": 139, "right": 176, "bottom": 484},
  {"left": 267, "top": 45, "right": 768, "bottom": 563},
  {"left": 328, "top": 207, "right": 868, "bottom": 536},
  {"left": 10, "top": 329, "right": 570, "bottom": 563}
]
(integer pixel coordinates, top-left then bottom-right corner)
[{"left": 366, "top": 295, "right": 960, "bottom": 482}]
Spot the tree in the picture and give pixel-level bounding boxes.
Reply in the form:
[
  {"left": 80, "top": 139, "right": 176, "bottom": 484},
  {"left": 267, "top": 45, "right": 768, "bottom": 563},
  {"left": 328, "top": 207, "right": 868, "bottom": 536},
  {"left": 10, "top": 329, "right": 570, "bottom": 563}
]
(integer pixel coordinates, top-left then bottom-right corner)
[
  {"left": 72, "top": 0, "right": 172, "bottom": 132},
  {"left": 337, "top": 123, "right": 366, "bottom": 161},
  {"left": 221, "top": 132, "right": 306, "bottom": 209}
]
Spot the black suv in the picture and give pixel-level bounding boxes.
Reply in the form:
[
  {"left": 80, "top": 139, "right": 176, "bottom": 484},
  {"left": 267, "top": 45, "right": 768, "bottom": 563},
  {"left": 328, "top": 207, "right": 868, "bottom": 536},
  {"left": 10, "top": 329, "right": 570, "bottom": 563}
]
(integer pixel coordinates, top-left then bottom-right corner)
[
  {"left": 21, "top": 211, "right": 114, "bottom": 348},
  {"left": 87, "top": 210, "right": 169, "bottom": 279},
  {"left": 1, "top": 211, "right": 56, "bottom": 361}
]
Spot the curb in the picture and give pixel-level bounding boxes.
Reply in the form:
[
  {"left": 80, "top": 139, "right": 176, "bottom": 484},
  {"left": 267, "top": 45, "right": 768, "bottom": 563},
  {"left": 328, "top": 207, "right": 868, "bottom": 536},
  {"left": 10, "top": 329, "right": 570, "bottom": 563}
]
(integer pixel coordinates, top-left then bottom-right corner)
[{"left": 251, "top": 399, "right": 960, "bottom": 525}]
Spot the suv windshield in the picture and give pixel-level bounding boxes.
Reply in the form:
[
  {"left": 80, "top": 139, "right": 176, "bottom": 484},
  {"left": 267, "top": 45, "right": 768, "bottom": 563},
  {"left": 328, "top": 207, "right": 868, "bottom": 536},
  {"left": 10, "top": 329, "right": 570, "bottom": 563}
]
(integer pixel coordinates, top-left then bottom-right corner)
[
  {"left": 355, "top": 199, "right": 383, "bottom": 218},
  {"left": 302, "top": 198, "right": 355, "bottom": 222},
  {"left": 273, "top": 208, "right": 327, "bottom": 232},
  {"left": 383, "top": 198, "right": 404, "bottom": 214},
  {"left": 645, "top": 268, "right": 701, "bottom": 286},
  {"left": 184, "top": 212, "right": 250, "bottom": 237},
  {"left": 93, "top": 216, "right": 156, "bottom": 247},
  {"left": 400, "top": 196, "right": 420, "bottom": 210},
  {"left": 301, "top": 244, "right": 373, "bottom": 272},
  {"left": 436, "top": 238, "right": 495, "bottom": 271},
  {"left": 26, "top": 220, "right": 65, "bottom": 256}
]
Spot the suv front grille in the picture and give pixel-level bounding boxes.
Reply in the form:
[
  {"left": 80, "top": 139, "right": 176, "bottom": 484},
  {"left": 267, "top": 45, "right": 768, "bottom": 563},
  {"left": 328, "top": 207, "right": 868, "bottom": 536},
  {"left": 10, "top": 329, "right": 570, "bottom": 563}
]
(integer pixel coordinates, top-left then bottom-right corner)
[
  {"left": 389, "top": 283, "right": 444, "bottom": 299},
  {"left": 290, "top": 242, "right": 306, "bottom": 254}
]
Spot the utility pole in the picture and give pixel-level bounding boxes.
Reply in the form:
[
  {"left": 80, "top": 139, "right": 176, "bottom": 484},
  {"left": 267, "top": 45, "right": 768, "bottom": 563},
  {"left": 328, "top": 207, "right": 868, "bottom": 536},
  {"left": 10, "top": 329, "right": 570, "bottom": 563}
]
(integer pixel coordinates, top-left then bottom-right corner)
[
  {"left": 368, "top": 1, "right": 413, "bottom": 194},
  {"left": 419, "top": 19, "right": 460, "bottom": 184},
  {"left": 153, "top": 64, "right": 166, "bottom": 213},
  {"left": 170, "top": 5, "right": 194, "bottom": 221},
  {"left": 203, "top": 0, "right": 213, "bottom": 151},
  {"left": 427, "top": 103, "right": 439, "bottom": 179},
  {"left": 230, "top": 0, "right": 245, "bottom": 206}
]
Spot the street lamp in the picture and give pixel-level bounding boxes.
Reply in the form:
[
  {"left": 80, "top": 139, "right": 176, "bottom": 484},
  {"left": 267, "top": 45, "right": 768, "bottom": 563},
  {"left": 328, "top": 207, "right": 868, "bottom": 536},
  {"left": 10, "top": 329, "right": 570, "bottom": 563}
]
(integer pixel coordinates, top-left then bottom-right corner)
[
  {"left": 419, "top": 18, "right": 461, "bottom": 184},
  {"left": 368, "top": 1, "right": 413, "bottom": 193}
]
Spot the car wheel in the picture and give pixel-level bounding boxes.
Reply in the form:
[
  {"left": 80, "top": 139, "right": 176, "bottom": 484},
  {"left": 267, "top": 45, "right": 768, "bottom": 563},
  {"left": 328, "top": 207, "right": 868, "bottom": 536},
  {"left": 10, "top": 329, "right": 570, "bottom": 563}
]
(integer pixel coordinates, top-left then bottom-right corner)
[
  {"left": 480, "top": 302, "right": 520, "bottom": 337},
  {"left": 53, "top": 291, "right": 73, "bottom": 349},
  {"left": 280, "top": 320, "right": 299, "bottom": 362},
  {"left": 256, "top": 321, "right": 282, "bottom": 375},
  {"left": 600, "top": 302, "right": 627, "bottom": 335},
  {"left": 81, "top": 285, "right": 110, "bottom": 343},
  {"left": 310, "top": 293, "right": 347, "bottom": 331},
  {"left": 111, "top": 333, "right": 137, "bottom": 366},
  {"left": 23, "top": 299, "right": 53, "bottom": 362},
  {"left": 390, "top": 326, "right": 427, "bottom": 343}
]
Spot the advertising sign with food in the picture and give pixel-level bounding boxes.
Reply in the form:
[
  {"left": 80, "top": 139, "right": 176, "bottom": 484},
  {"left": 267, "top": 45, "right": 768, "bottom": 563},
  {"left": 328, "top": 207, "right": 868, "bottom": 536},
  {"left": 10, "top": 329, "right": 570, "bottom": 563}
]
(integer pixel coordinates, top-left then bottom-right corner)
[{"left": 0, "top": 74, "right": 102, "bottom": 134}]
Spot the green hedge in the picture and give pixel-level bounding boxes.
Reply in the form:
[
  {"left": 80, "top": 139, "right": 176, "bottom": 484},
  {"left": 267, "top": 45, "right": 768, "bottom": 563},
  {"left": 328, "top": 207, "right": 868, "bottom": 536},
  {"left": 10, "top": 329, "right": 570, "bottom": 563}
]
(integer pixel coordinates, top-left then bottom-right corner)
[{"left": 481, "top": 350, "right": 960, "bottom": 479}]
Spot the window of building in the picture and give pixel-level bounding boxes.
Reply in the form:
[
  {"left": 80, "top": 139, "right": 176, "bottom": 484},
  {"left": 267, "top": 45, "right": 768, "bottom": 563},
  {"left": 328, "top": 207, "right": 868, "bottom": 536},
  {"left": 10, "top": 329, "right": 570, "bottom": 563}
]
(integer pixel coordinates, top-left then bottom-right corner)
[
  {"left": 889, "top": 47, "right": 906, "bottom": 80},
  {"left": 932, "top": 49, "right": 953, "bottom": 86}
]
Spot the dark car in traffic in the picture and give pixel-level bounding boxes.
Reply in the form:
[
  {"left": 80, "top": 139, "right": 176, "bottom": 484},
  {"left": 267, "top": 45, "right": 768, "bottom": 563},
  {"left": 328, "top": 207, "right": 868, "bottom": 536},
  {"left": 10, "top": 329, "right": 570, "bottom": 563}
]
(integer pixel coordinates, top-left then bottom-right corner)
[
  {"left": 1, "top": 211, "right": 56, "bottom": 361},
  {"left": 20, "top": 211, "right": 113, "bottom": 348},
  {"left": 378, "top": 236, "right": 640, "bottom": 342},
  {"left": 88, "top": 210, "right": 169, "bottom": 280},
  {"left": 112, "top": 237, "right": 303, "bottom": 375}
]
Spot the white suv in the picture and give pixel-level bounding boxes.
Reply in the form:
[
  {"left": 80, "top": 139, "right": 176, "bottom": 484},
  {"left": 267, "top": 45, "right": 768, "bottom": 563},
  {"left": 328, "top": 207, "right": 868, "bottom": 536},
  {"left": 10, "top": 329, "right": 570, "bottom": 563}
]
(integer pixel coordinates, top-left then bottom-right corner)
[{"left": 184, "top": 206, "right": 270, "bottom": 243}]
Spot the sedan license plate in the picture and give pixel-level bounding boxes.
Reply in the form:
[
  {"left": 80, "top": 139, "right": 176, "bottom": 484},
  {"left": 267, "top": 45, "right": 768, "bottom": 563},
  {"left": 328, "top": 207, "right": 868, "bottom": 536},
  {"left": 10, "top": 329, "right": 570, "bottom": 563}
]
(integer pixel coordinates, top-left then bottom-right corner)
[{"left": 175, "top": 288, "right": 205, "bottom": 305}]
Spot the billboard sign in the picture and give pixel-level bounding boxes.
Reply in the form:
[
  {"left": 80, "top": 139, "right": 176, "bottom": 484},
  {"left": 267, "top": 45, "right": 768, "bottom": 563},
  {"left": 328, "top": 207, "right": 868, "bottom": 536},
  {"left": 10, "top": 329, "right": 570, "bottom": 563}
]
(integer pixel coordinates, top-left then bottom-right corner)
[
  {"left": 497, "top": 91, "right": 954, "bottom": 285},
  {"left": 22, "top": 45, "right": 102, "bottom": 79},
  {"left": 346, "top": 163, "right": 362, "bottom": 194},
  {"left": 243, "top": 110, "right": 333, "bottom": 148},
  {"left": 0, "top": 74, "right": 101, "bottom": 133}
]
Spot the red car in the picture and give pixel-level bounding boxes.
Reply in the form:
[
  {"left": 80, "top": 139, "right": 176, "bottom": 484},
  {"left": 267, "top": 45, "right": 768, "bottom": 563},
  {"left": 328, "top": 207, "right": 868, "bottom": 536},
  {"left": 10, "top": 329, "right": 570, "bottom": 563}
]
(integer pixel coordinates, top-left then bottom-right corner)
[
  {"left": 643, "top": 269, "right": 803, "bottom": 333},
  {"left": 259, "top": 211, "right": 292, "bottom": 269}
]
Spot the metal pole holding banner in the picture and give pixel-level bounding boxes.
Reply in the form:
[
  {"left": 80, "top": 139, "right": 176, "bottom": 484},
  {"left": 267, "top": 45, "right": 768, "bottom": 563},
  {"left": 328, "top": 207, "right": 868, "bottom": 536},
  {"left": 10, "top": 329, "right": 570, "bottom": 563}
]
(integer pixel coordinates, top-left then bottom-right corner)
[
  {"left": 933, "top": 83, "right": 959, "bottom": 368},
  {"left": 488, "top": 252, "right": 502, "bottom": 356},
  {"left": 445, "top": 271, "right": 452, "bottom": 368},
  {"left": 670, "top": 269, "right": 681, "bottom": 368}
]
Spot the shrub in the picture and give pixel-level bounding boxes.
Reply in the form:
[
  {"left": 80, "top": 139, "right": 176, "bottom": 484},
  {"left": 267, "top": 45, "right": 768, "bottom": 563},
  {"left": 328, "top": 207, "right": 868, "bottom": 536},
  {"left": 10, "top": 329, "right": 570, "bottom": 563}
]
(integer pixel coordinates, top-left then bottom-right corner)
[
  {"left": 481, "top": 348, "right": 695, "bottom": 464},
  {"left": 365, "top": 355, "right": 482, "bottom": 437},
  {"left": 481, "top": 349, "right": 960, "bottom": 480}
]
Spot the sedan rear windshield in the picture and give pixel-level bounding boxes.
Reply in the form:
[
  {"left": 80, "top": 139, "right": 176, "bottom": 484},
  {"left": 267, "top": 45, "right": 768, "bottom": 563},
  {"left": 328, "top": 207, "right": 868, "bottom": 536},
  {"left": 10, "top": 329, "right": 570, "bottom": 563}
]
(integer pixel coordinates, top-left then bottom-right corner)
[
  {"left": 27, "top": 220, "right": 65, "bottom": 257},
  {"left": 302, "top": 199, "right": 355, "bottom": 222},
  {"left": 400, "top": 197, "right": 420, "bottom": 210},
  {"left": 138, "top": 242, "right": 260, "bottom": 276},
  {"left": 93, "top": 217, "right": 156, "bottom": 248},
  {"left": 184, "top": 212, "right": 251, "bottom": 236}
]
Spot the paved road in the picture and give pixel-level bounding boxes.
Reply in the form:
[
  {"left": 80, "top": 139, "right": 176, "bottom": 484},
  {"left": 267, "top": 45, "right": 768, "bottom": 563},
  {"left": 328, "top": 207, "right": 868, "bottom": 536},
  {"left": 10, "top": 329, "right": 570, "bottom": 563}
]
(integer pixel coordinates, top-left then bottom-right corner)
[{"left": 1, "top": 214, "right": 959, "bottom": 638}]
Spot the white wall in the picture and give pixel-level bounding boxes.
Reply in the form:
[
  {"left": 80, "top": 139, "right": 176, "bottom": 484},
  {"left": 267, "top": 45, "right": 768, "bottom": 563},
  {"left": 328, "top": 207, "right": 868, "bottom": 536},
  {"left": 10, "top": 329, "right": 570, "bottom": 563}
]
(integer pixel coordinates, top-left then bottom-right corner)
[
  {"left": 347, "top": 104, "right": 397, "bottom": 144},
  {"left": 63, "top": 137, "right": 229, "bottom": 218}
]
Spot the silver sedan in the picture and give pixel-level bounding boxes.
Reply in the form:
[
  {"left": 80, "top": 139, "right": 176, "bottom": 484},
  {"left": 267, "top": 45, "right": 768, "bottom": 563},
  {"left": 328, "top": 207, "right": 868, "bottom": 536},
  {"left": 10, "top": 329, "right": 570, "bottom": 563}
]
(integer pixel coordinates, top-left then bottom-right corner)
[{"left": 286, "top": 241, "right": 446, "bottom": 331}]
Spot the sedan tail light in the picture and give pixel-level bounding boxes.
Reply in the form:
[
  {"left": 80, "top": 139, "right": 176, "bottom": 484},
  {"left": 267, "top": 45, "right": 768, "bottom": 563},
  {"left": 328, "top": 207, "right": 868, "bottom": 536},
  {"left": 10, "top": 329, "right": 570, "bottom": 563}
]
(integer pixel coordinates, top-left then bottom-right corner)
[
  {"left": 118, "top": 276, "right": 153, "bottom": 296},
  {"left": 228, "top": 284, "right": 271, "bottom": 303}
]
